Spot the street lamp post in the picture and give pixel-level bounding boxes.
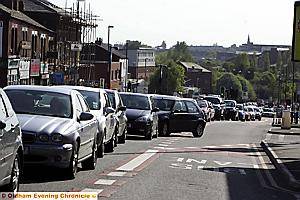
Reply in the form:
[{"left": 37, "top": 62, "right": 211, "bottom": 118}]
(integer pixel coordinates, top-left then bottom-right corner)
[
  {"left": 144, "top": 58, "right": 148, "bottom": 80},
  {"left": 107, "top": 25, "right": 114, "bottom": 89}
]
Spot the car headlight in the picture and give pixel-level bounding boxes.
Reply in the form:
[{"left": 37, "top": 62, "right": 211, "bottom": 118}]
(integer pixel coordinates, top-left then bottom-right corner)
[
  {"left": 51, "top": 133, "right": 63, "bottom": 143},
  {"left": 136, "top": 116, "right": 150, "bottom": 122},
  {"left": 38, "top": 134, "right": 49, "bottom": 142}
]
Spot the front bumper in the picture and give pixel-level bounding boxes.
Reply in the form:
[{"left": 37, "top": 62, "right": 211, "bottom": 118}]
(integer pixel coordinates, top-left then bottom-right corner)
[
  {"left": 127, "top": 121, "right": 152, "bottom": 136},
  {"left": 23, "top": 143, "right": 73, "bottom": 168}
]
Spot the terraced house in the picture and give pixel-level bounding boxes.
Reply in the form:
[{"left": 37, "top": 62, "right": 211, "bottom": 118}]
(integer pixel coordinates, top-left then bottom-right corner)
[{"left": 0, "top": 0, "right": 53, "bottom": 87}]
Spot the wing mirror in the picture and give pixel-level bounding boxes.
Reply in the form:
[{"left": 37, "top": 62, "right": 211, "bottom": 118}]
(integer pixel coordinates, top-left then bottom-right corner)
[
  {"left": 118, "top": 106, "right": 127, "bottom": 112},
  {"left": 172, "top": 109, "right": 180, "bottom": 113},
  {"left": 0, "top": 121, "right": 6, "bottom": 129},
  {"left": 151, "top": 107, "right": 160, "bottom": 113},
  {"left": 104, "top": 107, "right": 115, "bottom": 116},
  {"left": 79, "top": 112, "right": 94, "bottom": 121}
]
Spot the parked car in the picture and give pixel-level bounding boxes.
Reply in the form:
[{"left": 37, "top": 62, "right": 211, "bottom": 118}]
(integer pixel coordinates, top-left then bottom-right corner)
[
  {"left": 236, "top": 104, "right": 246, "bottom": 122},
  {"left": 5, "top": 85, "right": 99, "bottom": 178},
  {"left": 0, "top": 88, "right": 23, "bottom": 192},
  {"left": 253, "top": 106, "right": 262, "bottom": 121},
  {"left": 196, "top": 99, "right": 212, "bottom": 121},
  {"left": 262, "top": 108, "right": 275, "bottom": 118},
  {"left": 105, "top": 89, "right": 127, "bottom": 144},
  {"left": 56, "top": 86, "right": 117, "bottom": 154},
  {"left": 245, "top": 106, "right": 256, "bottom": 121},
  {"left": 153, "top": 95, "right": 206, "bottom": 137},
  {"left": 208, "top": 102, "right": 215, "bottom": 121},
  {"left": 223, "top": 100, "right": 238, "bottom": 121},
  {"left": 204, "top": 96, "right": 224, "bottom": 120},
  {"left": 120, "top": 93, "right": 159, "bottom": 140}
]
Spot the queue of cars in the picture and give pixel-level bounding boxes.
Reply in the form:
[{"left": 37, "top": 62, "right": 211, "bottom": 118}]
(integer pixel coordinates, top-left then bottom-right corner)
[{"left": 0, "top": 85, "right": 207, "bottom": 192}]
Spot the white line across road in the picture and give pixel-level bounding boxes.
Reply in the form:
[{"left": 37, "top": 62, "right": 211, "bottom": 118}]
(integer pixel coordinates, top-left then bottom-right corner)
[
  {"left": 107, "top": 171, "right": 127, "bottom": 177},
  {"left": 81, "top": 188, "right": 104, "bottom": 193},
  {"left": 116, "top": 150, "right": 159, "bottom": 171},
  {"left": 94, "top": 179, "right": 116, "bottom": 185}
]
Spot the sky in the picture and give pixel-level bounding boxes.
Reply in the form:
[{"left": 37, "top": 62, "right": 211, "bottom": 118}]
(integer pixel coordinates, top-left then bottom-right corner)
[{"left": 49, "top": 0, "right": 295, "bottom": 48}]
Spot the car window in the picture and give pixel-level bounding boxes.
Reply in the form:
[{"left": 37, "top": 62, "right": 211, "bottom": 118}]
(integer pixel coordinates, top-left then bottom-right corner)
[
  {"left": 74, "top": 94, "right": 83, "bottom": 116},
  {"left": 154, "top": 99, "right": 175, "bottom": 111},
  {"left": 185, "top": 101, "right": 199, "bottom": 113},
  {"left": 77, "top": 94, "right": 90, "bottom": 112},
  {"left": 6, "top": 90, "right": 72, "bottom": 118},
  {"left": 0, "top": 95, "right": 8, "bottom": 120},
  {"left": 104, "top": 93, "right": 111, "bottom": 108},
  {"left": 107, "top": 92, "right": 116, "bottom": 109},
  {"left": 173, "top": 101, "right": 188, "bottom": 112},
  {"left": 77, "top": 90, "right": 100, "bottom": 110},
  {"left": 120, "top": 94, "right": 150, "bottom": 110}
]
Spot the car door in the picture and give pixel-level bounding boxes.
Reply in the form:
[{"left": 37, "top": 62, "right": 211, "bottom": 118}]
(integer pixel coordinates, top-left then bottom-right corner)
[
  {"left": 116, "top": 93, "right": 126, "bottom": 136},
  {"left": 74, "top": 94, "right": 91, "bottom": 159},
  {"left": 169, "top": 100, "right": 188, "bottom": 132},
  {"left": 149, "top": 97, "right": 158, "bottom": 133},
  {"left": 103, "top": 93, "right": 115, "bottom": 142},
  {"left": 184, "top": 101, "right": 202, "bottom": 131},
  {"left": 0, "top": 92, "right": 15, "bottom": 180}
]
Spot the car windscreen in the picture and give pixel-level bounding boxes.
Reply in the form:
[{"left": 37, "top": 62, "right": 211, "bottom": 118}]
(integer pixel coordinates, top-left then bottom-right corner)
[
  {"left": 120, "top": 94, "right": 150, "bottom": 110},
  {"left": 5, "top": 90, "right": 72, "bottom": 118},
  {"left": 225, "top": 101, "right": 235, "bottom": 107},
  {"left": 77, "top": 90, "right": 100, "bottom": 110},
  {"left": 237, "top": 105, "right": 243, "bottom": 110},
  {"left": 153, "top": 99, "right": 175, "bottom": 111},
  {"left": 204, "top": 97, "right": 221, "bottom": 104},
  {"left": 247, "top": 107, "right": 254, "bottom": 112},
  {"left": 197, "top": 100, "right": 208, "bottom": 108},
  {"left": 107, "top": 92, "right": 116, "bottom": 109}
]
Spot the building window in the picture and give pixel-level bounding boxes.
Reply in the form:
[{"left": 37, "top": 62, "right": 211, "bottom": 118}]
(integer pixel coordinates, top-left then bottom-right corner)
[
  {"left": 10, "top": 25, "right": 18, "bottom": 55},
  {"left": 31, "top": 31, "right": 38, "bottom": 58},
  {"left": 111, "top": 70, "right": 114, "bottom": 80},
  {"left": 115, "top": 70, "right": 118, "bottom": 80},
  {"left": 22, "top": 27, "right": 28, "bottom": 57},
  {"left": 40, "top": 34, "right": 46, "bottom": 62}
]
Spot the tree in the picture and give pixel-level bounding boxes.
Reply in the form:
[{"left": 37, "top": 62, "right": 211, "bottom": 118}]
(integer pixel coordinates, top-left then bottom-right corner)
[
  {"left": 126, "top": 40, "right": 151, "bottom": 50},
  {"left": 216, "top": 73, "right": 243, "bottom": 101},
  {"left": 237, "top": 75, "right": 256, "bottom": 101},
  {"left": 148, "top": 61, "right": 185, "bottom": 95}
]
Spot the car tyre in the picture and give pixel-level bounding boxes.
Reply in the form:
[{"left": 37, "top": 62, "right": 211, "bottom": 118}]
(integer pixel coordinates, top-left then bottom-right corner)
[
  {"left": 97, "top": 137, "right": 105, "bottom": 158},
  {"left": 145, "top": 127, "right": 153, "bottom": 140},
  {"left": 105, "top": 134, "right": 115, "bottom": 153},
  {"left": 118, "top": 128, "right": 126, "bottom": 144},
  {"left": 7, "top": 154, "right": 21, "bottom": 192},
  {"left": 67, "top": 142, "right": 79, "bottom": 179},
  {"left": 82, "top": 140, "right": 97, "bottom": 170},
  {"left": 192, "top": 123, "right": 204, "bottom": 138},
  {"left": 160, "top": 122, "right": 170, "bottom": 137}
]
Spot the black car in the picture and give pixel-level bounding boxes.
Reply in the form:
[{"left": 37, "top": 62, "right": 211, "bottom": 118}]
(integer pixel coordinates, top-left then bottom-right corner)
[
  {"left": 223, "top": 100, "right": 238, "bottom": 121},
  {"left": 119, "top": 93, "right": 159, "bottom": 140},
  {"left": 105, "top": 89, "right": 127, "bottom": 144},
  {"left": 153, "top": 95, "right": 206, "bottom": 138},
  {"left": 204, "top": 96, "right": 224, "bottom": 120}
]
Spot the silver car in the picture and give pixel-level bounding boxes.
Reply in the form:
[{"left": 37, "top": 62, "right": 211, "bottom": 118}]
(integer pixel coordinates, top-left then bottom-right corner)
[
  {"left": 0, "top": 88, "right": 23, "bottom": 192},
  {"left": 5, "top": 86, "right": 98, "bottom": 178}
]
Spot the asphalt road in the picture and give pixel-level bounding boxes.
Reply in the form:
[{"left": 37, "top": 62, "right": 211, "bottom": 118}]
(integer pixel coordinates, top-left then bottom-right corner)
[{"left": 18, "top": 119, "right": 300, "bottom": 200}]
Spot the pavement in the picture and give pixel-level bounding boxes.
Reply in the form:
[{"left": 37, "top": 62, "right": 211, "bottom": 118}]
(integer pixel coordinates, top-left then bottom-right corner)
[
  {"left": 3, "top": 119, "right": 299, "bottom": 200},
  {"left": 262, "top": 126, "right": 300, "bottom": 190}
]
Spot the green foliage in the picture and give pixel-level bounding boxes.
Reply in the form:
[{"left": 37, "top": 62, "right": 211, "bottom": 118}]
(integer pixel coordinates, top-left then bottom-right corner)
[
  {"left": 237, "top": 75, "right": 256, "bottom": 101},
  {"left": 126, "top": 40, "right": 150, "bottom": 50},
  {"left": 216, "top": 73, "right": 243, "bottom": 101},
  {"left": 148, "top": 61, "right": 185, "bottom": 95}
]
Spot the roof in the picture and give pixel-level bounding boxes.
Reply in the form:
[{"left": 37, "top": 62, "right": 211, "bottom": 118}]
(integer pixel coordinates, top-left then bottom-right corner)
[
  {"left": 4, "top": 85, "right": 74, "bottom": 95},
  {"left": 119, "top": 92, "right": 149, "bottom": 98},
  {"left": 0, "top": 3, "right": 52, "bottom": 32},
  {"left": 54, "top": 85, "right": 105, "bottom": 94},
  {"left": 96, "top": 44, "right": 126, "bottom": 59},
  {"left": 153, "top": 95, "right": 180, "bottom": 100},
  {"left": 23, "top": 0, "right": 70, "bottom": 16},
  {"left": 180, "top": 62, "right": 211, "bottom": 73}
]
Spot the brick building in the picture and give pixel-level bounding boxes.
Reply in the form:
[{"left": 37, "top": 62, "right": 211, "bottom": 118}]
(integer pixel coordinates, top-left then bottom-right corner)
[
  {"left": 179, "top": 62, "right": 212, "bottom": 94},
  {"left": 80, "top": 42, "right": 126, "bottom": 90},
  {"left": 0, "top": 0, "right": 53, "bottom": 87}
]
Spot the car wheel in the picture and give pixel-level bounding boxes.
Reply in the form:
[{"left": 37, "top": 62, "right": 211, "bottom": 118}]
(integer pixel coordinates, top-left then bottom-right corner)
[
  {"left": 118, "top": 128, "right": 126, "bottom": 144},
  {"left": 82, "top": 140, "right": 97, "bottom": 170},
  {"left": 7, "top": 154, "right": 21, "bottom": 192},
  {"left": 67, "top": 142, "right": 79, "bottom": 179},
  {"left": 114, "top": 125, "right": 119, "bottom": 147},
  {"left": 105, "top": 134, "right": 115, "bottom": 153},
  {"left": 154, "top": 126, "right": 158, "bottom": 138},
  {"left": 145, "top": 127, "right": 153, "bottom": 140},
  {"left": 97, "top": 137, "right": 105, "bottom": 158},
  {"left": 160, "top": 122, "right": 170, "bottom": 136},
  {"left": 192, "top": 123, "right": 204, "bottom": 138}
]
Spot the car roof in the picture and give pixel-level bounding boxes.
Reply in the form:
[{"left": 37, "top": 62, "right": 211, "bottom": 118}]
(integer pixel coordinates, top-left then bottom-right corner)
[
  {"left": 119, "top": 92, "right": 149, "bottom": 98},
  {"left": 54, "top": 85, "right": 104, "bottom": 93},
  {"left": 153, "top": 95, "right": 179, "bottom": 100},
  {"left": 4, "top": 85, "right": 73, "bottom": 95}
]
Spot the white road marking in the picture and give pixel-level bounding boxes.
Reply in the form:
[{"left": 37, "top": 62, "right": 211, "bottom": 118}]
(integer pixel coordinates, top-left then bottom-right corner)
[
  {"left": 158, "top": 144, "right": 169, "bottom": 147},
  {"left": 238, "top": 169, "right": 247, "bottom": 175},
  {"left": 153, "top": 147, "right": 176, "bottom": 150},
  {"left": 197, "top": 166, "right": 204, "bottom": 170},
  {"left": 186, "top": 159, "right": 207, "bottom": 164},
  {"left": 94, "top": 179, "right": 116, "bottom": 185},
  {"left": 107, "top": 171, "right": 127, "bottom": 177},
  {"left": 81, "top": 188, "right": 104, "bottom": 194},
  {"left": 177, "top": 158, "right": 184, "bottom": 162},
  {"left": 278, "top": 135, "right": 285, "bottom": 142},
  {"left": 185, "top": 147, "right": 199, "bottom": 149},
  {"left": 169, "top": 163, "right": 192, "bottom": 170},
  {"left": 221, "top": 144, "right": 233, "bottom": 147},
  {"left": 204, "top": 146, "right": 217, "bottom": 148},
  {"left": 214, "top": 161, "right": 232, "bottom": 166},
  {"left": 161, "top": 142, "right": 173, "bottom": 145},
  {"left": 266, "top": 134, "right": 272, "bottom": 140},
  {"left": 116, "top": 150, "right": 158, "bottom": 171}
]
